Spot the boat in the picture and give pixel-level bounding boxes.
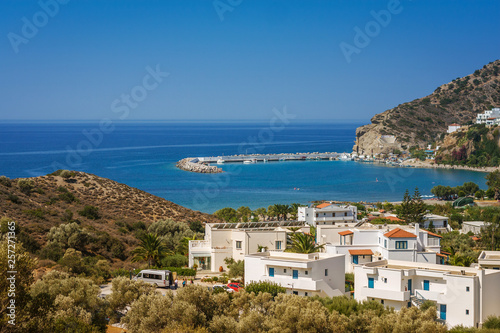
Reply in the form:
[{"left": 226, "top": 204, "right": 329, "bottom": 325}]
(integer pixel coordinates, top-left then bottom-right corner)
[
  {"left": 217, "top": 159, "right": 225, "bottom": 164},
  {"left": 243, "top": 159, "right": 256, "bottom": 164},
  {"left": 339, "top": 153, "right": 352, "bottom": 161}
]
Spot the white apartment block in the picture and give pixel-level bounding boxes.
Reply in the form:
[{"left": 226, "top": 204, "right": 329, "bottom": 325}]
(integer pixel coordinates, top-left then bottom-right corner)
[
  {"left": 188, "top": 221, "right": 307, "bottom": 272},
  {"left": 298, "top": 202, "right": 358, "bottom": 227},
  {"left": 354, "top": 260, "right": 500, "bottom": 328},
  {"left": 462, "top": 221, "right": 489, "bottom": 235},
  {"left": 245, "top": 251, "right": 345, "bottom": 297},
  {"left": 476, "top": 108, "right": 500, "bottom": 125},
  {"left": 326, "top": 224, "right": 444, "bottom": 272},
  {"left": 478, "top": 251, "right": 500, "bottom": 270}
]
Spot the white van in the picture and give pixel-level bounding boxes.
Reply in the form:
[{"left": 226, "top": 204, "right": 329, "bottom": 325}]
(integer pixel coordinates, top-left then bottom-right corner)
[{"left": 133, "top": 269, "right": 172, "bottom": 288}]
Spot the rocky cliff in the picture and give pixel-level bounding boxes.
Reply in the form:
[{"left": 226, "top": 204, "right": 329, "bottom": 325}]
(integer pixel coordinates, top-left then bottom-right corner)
[{"left": 353, "top": 60, "right": 500, "bottom": 155}]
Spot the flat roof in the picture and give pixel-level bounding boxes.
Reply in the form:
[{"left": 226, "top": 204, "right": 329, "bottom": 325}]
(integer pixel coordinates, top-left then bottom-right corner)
[{"left": 361, "top": 260, "right": 490, "bottom": 276}]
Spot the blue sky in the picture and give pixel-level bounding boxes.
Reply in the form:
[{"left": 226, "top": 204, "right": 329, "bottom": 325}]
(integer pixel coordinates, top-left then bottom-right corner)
[{"left": 0, "top": 0, "right": 499, "bottom": 121}]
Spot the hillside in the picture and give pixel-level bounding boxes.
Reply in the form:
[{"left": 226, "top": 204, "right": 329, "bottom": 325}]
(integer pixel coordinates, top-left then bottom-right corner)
[
  {"left": 353, "top": 60, "right": 500, "bottom": 155},
  {"left": 0, "top": 171, "right": 219, "bottom": 254}
]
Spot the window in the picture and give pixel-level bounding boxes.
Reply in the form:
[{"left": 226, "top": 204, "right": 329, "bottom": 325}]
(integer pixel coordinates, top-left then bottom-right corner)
[
  {"left": 293, "top": 270, "right": 298, "bottom": 279},
  {"left": 276, "top": 241, "right": 282, "bottom": 250},
  {"left": 293, "top": 291, "right": 298, "bottom": 295},
  {"left": 269, "top": 267, "right": 274, "bottom": 277},
  {"left": 284, "top": 269, "right": 287, "bottom": 273},
  {"left": 395, "top": 241, "right": 408, "bottom": 249},
  {"left": 305, "top": 271, "right": 308, "bottom": 275},
  {"left": 325, "top": 269, "right": 328, "bottom": 276},
  {"left": 305, "top": 292, "right": 308, "bottom": 296},
  {"left": 345, "top": 212, "right": 348, "bottom": 216},
  {"left": 383, "top": 278, "right": 387, "bottom": 283},
  {"left": 381, "top": 300, "right": 384, "bottom": 305},
  {"left": 384, "top": 239, "right": 387, "bottom": 248},
  {"left": 379, "top": 237, "right": 381, "bottom": 244},
  {"left": 466, "top": 286, "right": 470, "bottom": 292},
  {"left": 236, "top": 241, "right": 242, "bottom": 249},
  {"left": 466, "top": 310, "right": 469, "bottom": 315}
]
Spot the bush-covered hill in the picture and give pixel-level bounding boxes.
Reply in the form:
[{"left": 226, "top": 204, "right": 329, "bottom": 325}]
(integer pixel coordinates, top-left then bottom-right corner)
[
  {"left": 0, "top": 170, "right": 220, "bottom": 256},
  {"left": 354, "top": 59, "right": 500, "bottom": 155}
]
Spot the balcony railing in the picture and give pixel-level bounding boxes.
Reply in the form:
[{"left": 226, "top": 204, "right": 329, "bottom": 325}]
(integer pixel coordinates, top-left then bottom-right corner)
[{"left": 189, "top": 240, "right": 210, "bottom": 249}]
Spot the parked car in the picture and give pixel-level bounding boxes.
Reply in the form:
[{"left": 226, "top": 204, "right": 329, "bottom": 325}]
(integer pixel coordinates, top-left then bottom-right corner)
[
  {"left": 227, "top": 283, "right": 244, "bottom": 292},
  {"left": 213, "top": 284, "right": 234, "bottom": 293}
]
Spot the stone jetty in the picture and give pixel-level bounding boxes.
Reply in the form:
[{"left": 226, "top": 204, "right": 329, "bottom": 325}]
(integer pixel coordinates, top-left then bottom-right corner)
[{"left": 176, "top": 158, "right": 224, "bottom": 174}]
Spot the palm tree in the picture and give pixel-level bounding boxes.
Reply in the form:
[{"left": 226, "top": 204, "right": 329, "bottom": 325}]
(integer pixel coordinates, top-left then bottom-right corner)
[
  {"left": 273, "top": 204, "right": 290, "bottom": 221},
  {"left": 290, "top": 233, "right": 324, "bottom": 254},
  {"left": 131, "top": 233, "right": 169, "bottom": 268}
]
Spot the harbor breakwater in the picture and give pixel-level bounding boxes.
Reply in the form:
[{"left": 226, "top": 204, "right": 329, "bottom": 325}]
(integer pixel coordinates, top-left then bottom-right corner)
[{"left": 176, "top": 158, "right": 224, "bottom": 173}]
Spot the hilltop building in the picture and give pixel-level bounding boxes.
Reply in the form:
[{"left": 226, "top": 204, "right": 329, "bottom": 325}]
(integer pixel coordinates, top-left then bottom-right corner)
[
  {"left": 245, "top": 251, "right": 345, "bottom": 297},
  {"left": 447, "top": 124, "right": 461, "bottom": 134},
  {"left": 188, "top": 221, "right": 307, "bottom": 272},
  {"left": 354, "top": 260, "right": 500, "bottom": 328},
  {"left": 461, "top": 221, "right": 489, "bottom": 235},
  {"left": 476, "top": 107, "right": 500, "bottom": 125}
]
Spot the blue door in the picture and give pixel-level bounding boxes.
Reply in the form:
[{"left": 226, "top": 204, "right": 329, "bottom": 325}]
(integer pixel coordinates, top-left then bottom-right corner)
[
  {"left": 269, "top": 267, "right": 274, "bottom": 277},
  {"left": 440, "top": 304, "right": 446, "bottom": 320},
  {"left": 368, "top": 277, "right": 374, "bottom": 288},
  {"left": 353, "top": 255, "right": 359, "bottom": 264},
  {"left": 408, "top": 279, "right": 412, "bottom": 295},
  {"left": 292, "top": 270, "right": 298, "bottom": 279},
  {"left": 424, "top": 280, "right": 430, "bottom": 291}
]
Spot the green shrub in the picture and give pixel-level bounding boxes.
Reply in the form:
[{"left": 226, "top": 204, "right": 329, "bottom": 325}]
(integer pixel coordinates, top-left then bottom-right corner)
[
  {"left": 484, "top": 315, "right": 500, "bottom": 329},
  {"left": 160, "top": 254, "right": 188, "bottom": 268},
  {"left": 7, "top": 194, "right": 20, "bottom": 204},
  {"left": 39, "top": 242, "right": 64, "bottom": 261},
  {"left": 78, "top": 205, "right": 100, "bottom": 220},
  {"left": 23, "top": 208, "right": 47, "bottom": 220},
  {"left": 0, "top": 175, "right": 11, "bottom": 187},
  {"left": 58, "top": 191, "right": 76, "bottom": 203},
  {"left": 111, "top": 268, "right": 132, "bottom": 278},
  {"left": 244, "top": 281, "right": 286, "bottom": 297},
  {"left": 18, "top": 179, "right": 34, "bottom": 195}
]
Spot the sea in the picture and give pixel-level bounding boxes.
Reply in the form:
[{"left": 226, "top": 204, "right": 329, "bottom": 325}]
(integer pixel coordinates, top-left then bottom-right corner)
[{"left": 0, "top": 121, "right": 488, "bottom": 214}]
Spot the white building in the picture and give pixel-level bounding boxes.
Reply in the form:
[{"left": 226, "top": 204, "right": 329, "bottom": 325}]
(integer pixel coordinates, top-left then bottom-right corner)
[
  {"left": 298, "top": 202, "right": 358, "bottom": 227},
  {"left": 188, "top": 221, "right": 307, "bottom": 272},
  {"left": 478, "top": 251, "right": 500, "bottom": 270},
  {"left": 447, "top": 124, "right": 461, "bottom": 134},
  {"left": 476, "top": 108, "right": 500, "bottom": 124},
  {"left": 423, "top": 214, "right": 450, "bottom": 232},
  {"left": 462, "top": 221, "right": 489, "bottom": 235},
  {"left": 326, "top": 224, "right": 444, "bottom": 272},
  {"left": 354, "top": 259, "right": 500, "bottom": 328},
  {"left": 245, "top": 251, "right": 345, "bottom": 297}
]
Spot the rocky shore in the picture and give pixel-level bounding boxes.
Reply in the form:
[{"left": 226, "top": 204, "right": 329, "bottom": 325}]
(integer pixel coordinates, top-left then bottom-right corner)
[
  {"left": 176, "top": 158, "right": 224, "bottom": 174},
  {"left": 400, "top": 158, "right": 499, "bottom": 173}
]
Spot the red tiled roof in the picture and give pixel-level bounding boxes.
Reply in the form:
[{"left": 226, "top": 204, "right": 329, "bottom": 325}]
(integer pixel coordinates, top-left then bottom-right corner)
[
  {"left": 436, "top": 253, "right": 447, "bottom": 258},
  {"left": 441, "top": 251, "right": 451, "bottom": 255},
  {"left": 338, "top": 230, "right": 353, "bottom": 236},
  {"left": 385, "top": 216, "right": 404, "bottom": 222},
  {"left": 471, "top": 236, "right": 481, "bottom": 241},
  {"left": 349, "top": 249, "right": 374, "bottom": 256},
  {"left": 379, "top": 209, "right": 386, "bottom": 213},
  {"left": 421, "top": 228, "right": 442, "bottom": 238},
  {"left": 316, "top": 203, "right": 331, "bottom": 209},
  {"left": 384, "top": 228, "right": 416, "bottom": 238},
  {"left": 449, "top": 124, "right": 460, "bottom": 126}
]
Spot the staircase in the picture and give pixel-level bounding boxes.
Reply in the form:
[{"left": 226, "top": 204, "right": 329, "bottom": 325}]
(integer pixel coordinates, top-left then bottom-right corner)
[{"left": 410, "top": 291, "right": 426, "bottom": 307}]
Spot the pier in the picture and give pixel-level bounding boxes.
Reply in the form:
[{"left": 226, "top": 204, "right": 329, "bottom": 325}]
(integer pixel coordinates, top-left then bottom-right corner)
[{"left": 177, "top": 152, "right": 341, "bottom": 173}]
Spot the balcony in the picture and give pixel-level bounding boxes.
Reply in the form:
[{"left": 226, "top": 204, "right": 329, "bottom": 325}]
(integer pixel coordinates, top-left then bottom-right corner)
[
  {"left": 189, "top": 240, "right": 211, "bottom": 255},
  {"left": 314, "top": 216, "right": 356, "bottom": 223},
  {"left": 362, "top": 287, "right": 410, "bottom": 302}
]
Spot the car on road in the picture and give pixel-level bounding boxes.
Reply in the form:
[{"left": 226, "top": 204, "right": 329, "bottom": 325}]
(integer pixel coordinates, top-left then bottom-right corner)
[
  {"left": 213, "top": 284, "right": 234, "bottom": 293},
  {"left": 227, "top": 283, "right": 244, "bottom": 291}
]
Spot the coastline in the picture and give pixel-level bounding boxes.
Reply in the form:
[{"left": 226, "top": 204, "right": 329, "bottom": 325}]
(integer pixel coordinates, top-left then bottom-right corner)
[{"left": 400, "top": 158, "right": 499, "bottom": 173}]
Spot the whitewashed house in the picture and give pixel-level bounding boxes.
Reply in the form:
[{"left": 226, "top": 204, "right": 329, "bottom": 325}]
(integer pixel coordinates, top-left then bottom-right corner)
[
  {"left": 478, "top": 251, "right": 500, "bottom": 270},
  {"left": 423, "top": 214, "right": 450, "bottom": 232},
  {"left": 447, "top": 124, "right": 461, "bottom": 134},
  {"left": 462, "top": 221, "right": 489, "bottom": 235},
  {"left": 298, "top": 202, "right": 358, "bottom": 227},
  {"left": 326, "top": 224, "right": 444, "bottom": 272},
  {"left": 188, "top": 221, "right": 307, "bottom": 272},
  {"left": 354, "top": 260, "right": 500, "bottom": 328},
  {"left": 245, "top": 251, "right": 345, "bottom": 297}
]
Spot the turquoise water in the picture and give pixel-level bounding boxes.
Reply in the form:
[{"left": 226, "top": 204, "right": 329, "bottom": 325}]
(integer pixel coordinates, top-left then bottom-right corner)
[{"left": 0, "top": 122, "right": 488, "bottom": 213}]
